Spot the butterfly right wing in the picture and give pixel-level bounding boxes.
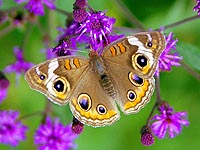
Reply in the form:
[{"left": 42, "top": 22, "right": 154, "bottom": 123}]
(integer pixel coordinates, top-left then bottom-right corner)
[{"left": 101, "top": 31, "right": 165, "bottom": 114}]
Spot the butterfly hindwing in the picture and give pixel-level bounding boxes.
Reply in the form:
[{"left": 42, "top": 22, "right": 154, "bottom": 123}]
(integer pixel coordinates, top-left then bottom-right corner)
[{"left": 69, "top": 66, "right": 120, "bottom": 127}]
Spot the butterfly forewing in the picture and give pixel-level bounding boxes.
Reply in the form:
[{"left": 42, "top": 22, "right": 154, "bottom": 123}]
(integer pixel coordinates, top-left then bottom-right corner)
[
  {"left": 102, "top": 31, "right": 165, "bottom": 78},
  {"left": 25, "top": 56, "right": 89, "bottom": 105}
]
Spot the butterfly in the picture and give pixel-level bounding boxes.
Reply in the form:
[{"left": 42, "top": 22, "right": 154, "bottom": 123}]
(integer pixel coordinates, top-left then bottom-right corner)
[{"left": 25, "top": 31, "right": 165, "bottom": 127}]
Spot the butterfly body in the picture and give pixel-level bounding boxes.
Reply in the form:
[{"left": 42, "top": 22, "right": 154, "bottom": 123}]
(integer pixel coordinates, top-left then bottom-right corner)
[
  {"left": 25, "top": 31, "right": 165, "bottom": 127},
  {"left": 89, "top": 52, "right": 116, "bottom": 99}
]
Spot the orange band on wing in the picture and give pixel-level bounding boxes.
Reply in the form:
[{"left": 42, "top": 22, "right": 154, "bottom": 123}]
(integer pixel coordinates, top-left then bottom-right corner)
[
  {"left": 109, "top": 46, "right": 116, "bottom": 56},
  {"left": 73, "top": 58, "right": 81, "bottom": 68},
  {"left": 65, "top": 59, "right": 71, "bottom": 70},
  {"left": 117, "top": 43, "right": 126, "bottom": 54}
]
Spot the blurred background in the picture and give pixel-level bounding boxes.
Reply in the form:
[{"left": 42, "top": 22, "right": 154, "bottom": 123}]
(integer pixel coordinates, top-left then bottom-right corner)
[{"left": 0, "top": 0, "right": 200, "bottom": 149}]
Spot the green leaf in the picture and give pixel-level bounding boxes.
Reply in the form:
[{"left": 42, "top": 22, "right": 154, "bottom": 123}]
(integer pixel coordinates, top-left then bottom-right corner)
[{"left": 177, "top": 42, "right": 200, "bottom": 72}]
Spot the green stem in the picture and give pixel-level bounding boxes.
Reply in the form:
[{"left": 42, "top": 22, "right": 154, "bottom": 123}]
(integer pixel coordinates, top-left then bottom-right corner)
[
  {"left": 181, "top": 61, "right": 200, "bottom": 80},
  {"left": 21, "top": 23, "right": 32, "bottom": 50},
  {"left": 0, "top": 25, "right": 13, "bottom": 37},
  {"left": 146, "top": 101, "right": 158, "bottom": 126},
  {"left": 155, "top": 76, "right": 162, "bottom": 103},
  {"left": 17, "top": 111, "right": 44, "bottom": 121},
  {"left": 146, "top": 76, "right": 162, "bottom": 126},
  {"left": 54, "top": 7, "right": 71, "bottom": 16},
  {"left": 156, "top": 15, "right": 200, "bottom": 30},
  {"left": 114, "top": 0, "right": 146, "bottom": 30}
]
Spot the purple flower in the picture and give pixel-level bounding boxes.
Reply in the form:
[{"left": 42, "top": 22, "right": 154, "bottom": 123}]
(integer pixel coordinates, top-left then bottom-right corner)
[
  {"left": 76, "top": 11, "right": 116, "bottom": 52},
  {"left": 0, "top": 110, "right": 28, "bottom": 146},
  {"left": 57, "top": 22, "right": 80, "bottom": 40},
  {"left": 0, "top": 0, "right": 2, "bottom": 7},
  {"left": 41, "top": 48, "right": 56, "bottom": 60},
  {"left": 140, "top": 126, "right": 154, "bottom": 146},
  {"left": 71, "top": 117, "right": 84, "bottom": 134},
  {"left": 155, "top": 32, "right": 182, "bottom": 77},
  {"left": 3, "top": 46, "right": 34, "bottom": 82},
  {"left": 0, "top": 72, "right": 9, "bottom": 103},
  {"left": 34, "top": 117, "right": 77, "bottom": 150},
  {"left": 53, "top": 38, "right": 74, "bottom": 56},
  {"left": 56, "top": 22, "right": 89, "bottom": 56},
  {"left": 74, "top": 0, "right": 88, "bottom": 8},
  {"left": 151, "top": 104, "right": 189, "bottom": 139},
  {"left": 194, "top": 0, "right": 200, "bottom": 16},
  {"left": 73, "top": 8, "right": 88, "bottom": 23},
  {"left": 15, "top": 0, "right": 56, "bottom": 16}
]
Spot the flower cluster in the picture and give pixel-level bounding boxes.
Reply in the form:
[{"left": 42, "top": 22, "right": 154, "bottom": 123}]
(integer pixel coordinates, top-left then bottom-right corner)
[
  {"left": 53, "top": 0, "right": 124, "bottom": 56},
  {"left": 0, "top": 72, "right": 9, "bottom": 103},
  {"left": 3, "top": 46, "right": 34, "bottom": 83},
  {"left": 0, "top": 110, "right": 28, "bottom": 146},
  {"left": 76, "top": 11, "right": 116, "bottom": 52},
  {"left": 151, "top": 103, "right": 189, "bottom": 139},
  {"left": 140, "top": 126, "right": 154, "bottom": 146},
  {"left": 155, "top": 32, "right": 182, "bottom": 77},
  {"left": 194, "top": 0, "right": 200, "bottom": 15},
  {"left": 34, "top": 117, "right": 77, "bottom": 150},
  {"left": 15, "top": 0, "right": 56, "bottom": 16}
]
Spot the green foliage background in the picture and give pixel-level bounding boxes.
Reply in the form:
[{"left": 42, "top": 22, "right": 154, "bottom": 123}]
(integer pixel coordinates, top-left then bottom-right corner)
[{"left": 0, "top": 0, "right": 200, "bottom": 150}]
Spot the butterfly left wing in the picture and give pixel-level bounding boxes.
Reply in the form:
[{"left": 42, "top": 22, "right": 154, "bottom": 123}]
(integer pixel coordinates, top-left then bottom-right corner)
[
  {"left": 25, "top": 56, "right": 89, "bottom": 105},
  {"left": 25, "top": 56, "right": 120, "bottom": 127},
  {"left": 102, "top": 31, "right": 165, "bottom": 114}
]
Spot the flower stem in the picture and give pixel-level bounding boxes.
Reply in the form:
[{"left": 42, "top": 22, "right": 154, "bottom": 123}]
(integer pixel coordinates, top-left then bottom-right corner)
[
  {"left": 146, "top": 76, "right": 162, "bottom": 126},
  {"left": 0, "top": 25, "right": 13, "bottom": 37},
  {"left": 21, "top": 23, "right": 32, "bottom": 50},
  {"left": 181, "top": 61, "right": 200, "bottom": 80},
  {"left": 54, "top": 7, "right": 72, "bottom": 16},
  {"left": 156, "top": 15, "right": 200, "bottom": 30},
  {"left": 155, "top": 76, "right": 162, "bottom": 103},
  {"left": 17, "top": 111, "right": 44, "bottom": 121},
  {"left": 114, "top": 0, "right": 146, "bottom": 30},
  {"left": 146, "top": 101, "right": 158, "bottom": 126}
]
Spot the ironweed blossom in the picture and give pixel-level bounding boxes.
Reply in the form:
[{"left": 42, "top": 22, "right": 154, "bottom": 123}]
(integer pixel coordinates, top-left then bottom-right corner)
[
  {"left": 3, "top": 46, "right": 34, "bottom": 83},
  {"left": 34, "top": 117, "right": 77, "bottom": 150},
  {"left": 140, "top": 126, "right": 154, "bottom": 146},
  {"left": 15, "top": 0, "right": 56, "bottom": 16},
  {"left": 194, "top": 0, "right": 200, "bottom": 15},
  {"left": 76, "top": 11, "right": 116, "bottom": 52},
  {"left": 155, "top": 32, "right": 182, "bottom": 77},
  {"left": 71, "top": 117, "right": 84, "bottom": 134},
  {"left": 0, "top": 72, "right": 9, "bottom": 103},
  {"left": 0, "top": 110, "right": 28, "bottom": 146},
  {"left": 151, "top": 103, "right": 189, "bottom": 139}
]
